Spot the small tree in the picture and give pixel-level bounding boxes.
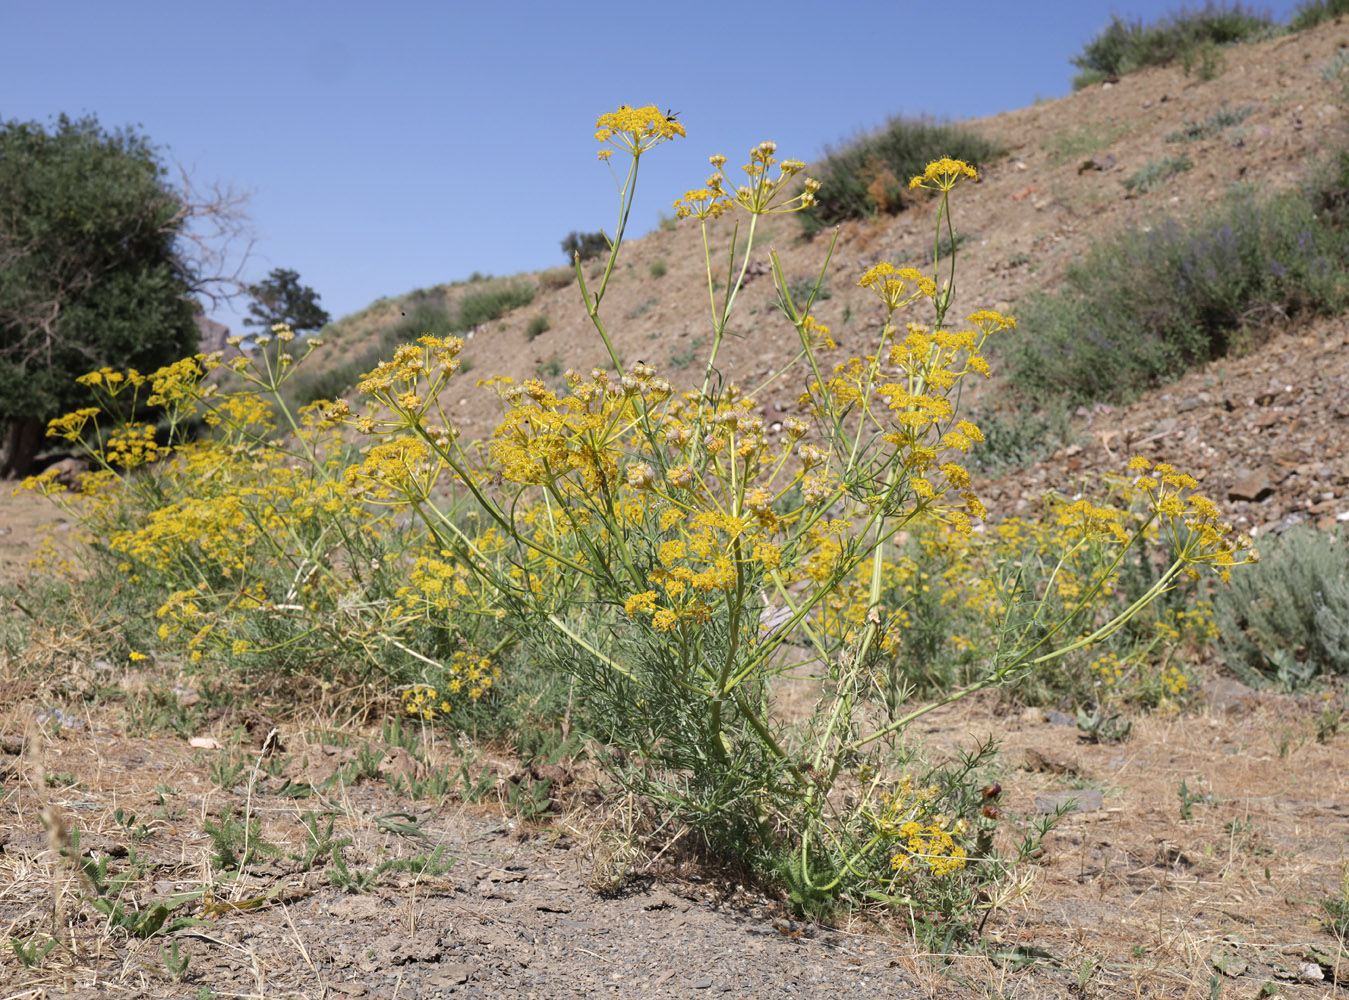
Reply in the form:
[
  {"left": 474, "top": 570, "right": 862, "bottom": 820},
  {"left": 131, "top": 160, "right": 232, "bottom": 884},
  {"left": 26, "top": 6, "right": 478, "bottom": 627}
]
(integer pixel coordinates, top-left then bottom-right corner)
[
  {"left": 0, "top": 114, "right": 205, "bottom": 477},
  {"left": 243, "top": 267, "right": 330, "bottom": 334},
  {"left": 560, "top": 230, "right": 610, "bottom": 262}
]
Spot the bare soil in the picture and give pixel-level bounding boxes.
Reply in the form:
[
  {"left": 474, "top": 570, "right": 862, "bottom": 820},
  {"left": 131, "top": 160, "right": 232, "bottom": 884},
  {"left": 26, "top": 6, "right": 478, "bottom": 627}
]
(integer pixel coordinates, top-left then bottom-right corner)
[{"left": 0, "top": 681, "right": 1345, "bottom": 998}]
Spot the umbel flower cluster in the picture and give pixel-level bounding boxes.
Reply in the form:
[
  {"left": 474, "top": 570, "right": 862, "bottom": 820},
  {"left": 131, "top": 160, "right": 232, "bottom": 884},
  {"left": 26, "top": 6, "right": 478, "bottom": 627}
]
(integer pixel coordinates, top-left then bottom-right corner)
[{"left": 22, "top": 106, "right": 1255, "bottom": 928}]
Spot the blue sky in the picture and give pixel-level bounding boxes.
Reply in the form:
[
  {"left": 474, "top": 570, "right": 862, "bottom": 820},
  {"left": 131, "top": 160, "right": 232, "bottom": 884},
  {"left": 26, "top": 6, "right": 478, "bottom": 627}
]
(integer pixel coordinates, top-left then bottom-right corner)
[{"left": 3, "top": 0, "right": 1305, "bottom": 333}]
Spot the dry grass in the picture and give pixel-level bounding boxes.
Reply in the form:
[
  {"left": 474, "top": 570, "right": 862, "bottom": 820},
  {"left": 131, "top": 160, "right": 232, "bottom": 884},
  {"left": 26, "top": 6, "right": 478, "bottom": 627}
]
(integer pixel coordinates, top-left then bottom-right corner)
[{"left": 0, "top": 641, "right": 1344, "bottom": 998}]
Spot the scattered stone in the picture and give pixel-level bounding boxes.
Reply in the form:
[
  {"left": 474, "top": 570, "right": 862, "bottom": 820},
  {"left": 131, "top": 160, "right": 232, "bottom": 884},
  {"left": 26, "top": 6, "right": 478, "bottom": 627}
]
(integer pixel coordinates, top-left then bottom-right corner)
[
  {"left": 689, "top": 975, "right": 715, "bottom": 989},
  {"left": 1211, "top": 947, "right": 1248, "bottom": 977},
  {"left": 1034, "top": 789, "right": 1103, "bottom": 814},
  {"left": 1273, "top": 962, "right": 1325, "bottom": 983},
  {"left": 1228, "top": 470, "right": 1275, "bottom": 502},
  {"left": 34, "top": 707, "right": 84, "bottom": 730},
  {"left": 377, "top": 746, "right": 424, "bottom": 783},
  {"left": 1023, "top": 748, "right": 1080, "bottom": 775},
  {"left": 1200, "top": 676, "right": 1259, "bottom": 716},
  {"left": 1044, "top": 710, "right": 1077, "bottom": 727},
  {"left": 365, "top": 930, "right": 444, "bottom": 967},
  {"left": 429, "top": 963, "right": 476, "bottom": 987}
]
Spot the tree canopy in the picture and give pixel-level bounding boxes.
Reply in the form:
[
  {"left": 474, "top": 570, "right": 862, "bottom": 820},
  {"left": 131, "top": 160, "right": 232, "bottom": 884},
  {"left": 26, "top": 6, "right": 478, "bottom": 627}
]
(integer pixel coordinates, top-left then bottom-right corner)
[
  {"left": 243, "top": 267, "right": 330, "bottom": 334},
  {"left": 0, "top": 114, "right": 201, "bottom": 476}
]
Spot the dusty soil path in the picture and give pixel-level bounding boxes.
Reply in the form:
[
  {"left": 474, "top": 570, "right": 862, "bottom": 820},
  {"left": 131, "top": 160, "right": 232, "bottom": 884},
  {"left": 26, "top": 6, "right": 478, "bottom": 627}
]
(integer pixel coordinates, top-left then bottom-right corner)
[{"left": 0, "top": 677, "right": 1345, "bottom": 999}]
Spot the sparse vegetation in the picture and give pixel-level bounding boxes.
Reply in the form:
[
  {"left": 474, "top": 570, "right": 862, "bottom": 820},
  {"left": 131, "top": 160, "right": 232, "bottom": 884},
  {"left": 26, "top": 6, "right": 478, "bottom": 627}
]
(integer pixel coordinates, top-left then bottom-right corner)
[
  {"left": 538, "top": 267, "right": 575, "bottom": 291},
  {"left": 1045, "top": 120, "right": 1132, "bottom": 166},
  {"left": 1123, "top": 155, "right": 1193, "bottom": 194},
  {"left": 458, "top": 281, "right": 535, "bottom": 329},
  {"left": 649, "top": 259, "right": 668, "bottom": 278},
  {"left": 1164, "top": 104, "right": 1256, "bottom": 143},
  {"left": 1070, "top": 5, "right": 1274, "bottom": 90},
  {"left": 1291, "top": 0, "right": 1349, "bottom": 32},
  {"left": 1004, "top": 184, "right": 1349, "bottom": 404}
]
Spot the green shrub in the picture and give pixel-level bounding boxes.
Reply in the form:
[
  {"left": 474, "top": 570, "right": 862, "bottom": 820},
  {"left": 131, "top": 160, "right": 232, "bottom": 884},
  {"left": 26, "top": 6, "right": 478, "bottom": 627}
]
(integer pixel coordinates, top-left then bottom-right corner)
[
  {"left": 1308, "top": 144, "right": 1349, "bottom": 229},
  {"left": 459, "top": 282, "right": 535, "bottom": 329},
  {"left": 1215, "top": 527, "right": 1349, "bottom": 688},
  {"left": 786, "top": 275, "right": 831, "bottom": 303},
  {"left": 1291, "top": 0, "right": 1349, "bottom": 31},
  {"left": 560, "top": 230, "right": 610, "bottom": 262},
  {"left": 1123, "top": 155, "right": 1194, "bottom": 194},
  {"left": 1071, "top": 5, "right": 1274, "bottom": 90},
  {"left": 798, "top": 116, "right": 1003, "bottom": 235},
  {"left": 649, "top": 259, "right": 668, "bottom": 279},
  {"left": 525, "top": 314, "right": 550, "bottom": 340},
  {"left": 1003, "top": 187, "right": 1349, "bottom": 404}
]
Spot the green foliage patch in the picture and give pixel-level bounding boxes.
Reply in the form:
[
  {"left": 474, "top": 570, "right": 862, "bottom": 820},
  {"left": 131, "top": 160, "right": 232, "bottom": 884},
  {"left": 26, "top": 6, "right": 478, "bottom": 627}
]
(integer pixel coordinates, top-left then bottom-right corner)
[
  {"left": 1214, "top": 527, "right": 1349, "bottom": 688},
  {"left": 1003, "top": 186, "right": 1349, "bottom": 405},
  {"left": 798, "top": 117, "right": 1002, "bottom": 235},
  {"left": 1071, "top": 4, "right": 1274, "bottom": 90}
]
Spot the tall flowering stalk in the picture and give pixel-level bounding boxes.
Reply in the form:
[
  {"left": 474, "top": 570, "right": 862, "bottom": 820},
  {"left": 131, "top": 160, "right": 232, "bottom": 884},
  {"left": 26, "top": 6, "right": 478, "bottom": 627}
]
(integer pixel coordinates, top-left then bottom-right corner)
[{"left": 345, "top": 106, "right": 1254, "bottom": 915}]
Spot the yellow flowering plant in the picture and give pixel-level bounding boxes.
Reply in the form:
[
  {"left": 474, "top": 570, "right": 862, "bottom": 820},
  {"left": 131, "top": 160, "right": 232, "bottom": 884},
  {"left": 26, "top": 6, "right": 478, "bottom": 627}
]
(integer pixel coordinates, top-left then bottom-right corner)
[
  {"left": 335, "top": 107, "right": 1254, "bottom": 925},
  {"left": 20, "top": 326, "right": 511, "bottom": 705},
  {"left": 25, "top": 106, "right": 1256, "bottom": 932}
]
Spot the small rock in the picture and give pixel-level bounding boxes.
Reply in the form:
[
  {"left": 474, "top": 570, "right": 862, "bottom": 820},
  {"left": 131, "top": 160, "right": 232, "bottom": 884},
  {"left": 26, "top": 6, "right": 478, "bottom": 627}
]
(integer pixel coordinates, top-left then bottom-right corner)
[
  {"left": 429, "top": 963, "right": 476, "bottom": 987},
  {"left": 1200, "top": 676, "right": 1259, "bottom": 716},
  {"left": 377, "top": 746, "right": 425, "bottom": 783},
  {"left": 1023, "top": 748, "right": 1080, "bottom": 776},
  {"left": 1228, "top": 470, "right": 1275, "bottom": 502},
  {"left": 1034, "top": 789, "right": 1103, "bottom": 814},
  {"left": 689, "top": 976, "right": 714, "bottom": 989}
]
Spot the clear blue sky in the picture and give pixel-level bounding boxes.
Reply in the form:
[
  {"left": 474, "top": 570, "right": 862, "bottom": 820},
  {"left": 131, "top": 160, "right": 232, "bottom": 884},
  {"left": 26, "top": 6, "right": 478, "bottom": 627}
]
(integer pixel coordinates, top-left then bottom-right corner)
[{"left": 3, "top": 0, "right": 1305, "bottom": 333}]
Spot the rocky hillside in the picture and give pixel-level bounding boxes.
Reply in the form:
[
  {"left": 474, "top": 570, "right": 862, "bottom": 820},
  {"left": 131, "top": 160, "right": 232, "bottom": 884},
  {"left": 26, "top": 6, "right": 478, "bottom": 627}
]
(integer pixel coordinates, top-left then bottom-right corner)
[{"left": 311, "top": 18, "right": 1349, "bottom": 535}]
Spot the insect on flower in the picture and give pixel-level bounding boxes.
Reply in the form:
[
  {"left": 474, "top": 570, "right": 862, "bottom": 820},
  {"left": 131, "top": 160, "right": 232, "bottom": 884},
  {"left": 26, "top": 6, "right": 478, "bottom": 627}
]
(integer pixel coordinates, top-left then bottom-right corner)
[{"left": 665, "top": 109, "right": 680, "bottom": 122}]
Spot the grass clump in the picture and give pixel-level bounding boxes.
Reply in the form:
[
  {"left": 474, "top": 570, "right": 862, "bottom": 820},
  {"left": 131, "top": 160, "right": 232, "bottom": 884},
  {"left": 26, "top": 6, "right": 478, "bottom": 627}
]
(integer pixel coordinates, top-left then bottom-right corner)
[
  {"left": 649, "top": 259, "right": 668, "bottom": 278},
  {"left": 459, "top": 281, "right": 535, "bottom": 329},
  {"left": 538, "top": 267, "right": 575, "bottom": 291},
  {"left": 1123, "top": 155, "right": 1194, "bottom": 194},
  {"left": 1003, "top": 186, "right": 1349, "bottom": 404},
  {"left": 798, "top": 116, "right": 1002, "bottom": 235},
  {"left": 1045, "top": 120, "right": 1132, "bottom": 166},
  {"left": 524, "top": 314, "right": 551, "bottom": 340},
  {"left": 1214, "top": 527, "right": 1349, "bottom": 689},
  {"left": 1164, "top": 104, "right": 1256, "bottom": 143},
  {"left": 1071, "top": 4, "right": 1275, "bottom": 90}
]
